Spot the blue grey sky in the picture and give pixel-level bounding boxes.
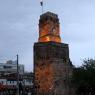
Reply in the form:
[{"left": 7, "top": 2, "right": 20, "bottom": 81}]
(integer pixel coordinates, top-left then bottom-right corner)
[{"left": 0, "top": 0, "right": 95, "bottom": 71}]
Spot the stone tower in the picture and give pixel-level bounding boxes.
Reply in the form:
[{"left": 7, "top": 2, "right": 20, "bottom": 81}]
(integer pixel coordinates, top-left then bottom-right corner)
[
  {"left": 34, "top": 12, "right": 73, "bottom": 95},
  {"left": 38, "top": 12, "right": 61, "bottom": 43}
]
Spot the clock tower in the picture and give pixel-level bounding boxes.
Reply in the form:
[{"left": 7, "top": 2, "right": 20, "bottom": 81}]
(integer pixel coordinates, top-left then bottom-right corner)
[
  {"left": 34, "top": 12, "right": 73, "bottom": 95},
  {"left": 38, "top": 12, "right": 61, "bottom": 42}
]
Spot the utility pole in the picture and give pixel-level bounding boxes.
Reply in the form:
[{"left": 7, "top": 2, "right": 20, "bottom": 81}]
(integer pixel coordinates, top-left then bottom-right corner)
[{"left": 17, "top": 54, "right": 19, "bottom": 95}]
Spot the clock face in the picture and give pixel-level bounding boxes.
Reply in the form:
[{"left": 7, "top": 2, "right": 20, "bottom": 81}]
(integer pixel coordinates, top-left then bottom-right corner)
[
  {"left": 52, "top": 27, "right": 56, "bottom": 32},
  {"left": 51, "top": 26, "right": 58, "bottom": 35}
]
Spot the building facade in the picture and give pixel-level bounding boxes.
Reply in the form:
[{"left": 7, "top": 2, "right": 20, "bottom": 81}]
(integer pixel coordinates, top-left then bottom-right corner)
[
  {"left": 34, "top": 12, "right": 73, "bottom": 95},
  {"left": 0, "top": 60, "right": 33, "bottom": 95},
  {"left": 0, "top": 60, "right": 24, "bottom": 75},
  {"left": 0, "top": 72, "right": 33, "bottom": 95}
]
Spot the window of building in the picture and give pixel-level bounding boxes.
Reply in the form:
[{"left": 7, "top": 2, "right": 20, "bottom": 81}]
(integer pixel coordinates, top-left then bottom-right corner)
[
  {"left": 3, "top": 66, "right": 12, "bottom": 69},
  {"left": 1, "top": 81, "right": 3, "bottom": 84}
]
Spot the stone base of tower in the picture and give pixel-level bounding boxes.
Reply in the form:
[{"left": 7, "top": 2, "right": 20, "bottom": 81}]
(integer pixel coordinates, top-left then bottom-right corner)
[{"left": 33, "top": 41, "right": 73, "bottom": 95}]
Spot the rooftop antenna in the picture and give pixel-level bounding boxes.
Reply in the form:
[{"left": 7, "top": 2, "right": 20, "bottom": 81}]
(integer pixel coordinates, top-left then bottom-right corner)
[{"left": 40, "top": 0, "right": 44, "bottom": 14}]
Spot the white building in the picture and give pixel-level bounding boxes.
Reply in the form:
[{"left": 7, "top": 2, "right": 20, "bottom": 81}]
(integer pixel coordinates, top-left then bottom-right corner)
[
  {"left": 0, "top": 76, "right": 33, "bottom": 87},
  {"left": 0, "top": 60, "right": 24, "bottom": 75},
  {"left": 0, "top": 60, "right": 33, "bottom": 95},
  {"left": 0, "top": 73, "right": 33, "bottom": 94}
]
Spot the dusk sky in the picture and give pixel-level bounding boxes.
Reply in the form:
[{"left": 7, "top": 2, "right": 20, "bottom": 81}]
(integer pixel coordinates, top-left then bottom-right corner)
[{"left": 0, "top": 0, "right": 95, "bottom": 72}]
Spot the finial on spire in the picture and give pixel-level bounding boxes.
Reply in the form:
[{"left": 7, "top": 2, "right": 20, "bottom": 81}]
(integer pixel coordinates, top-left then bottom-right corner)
[{"left": 40, "top": 0, "right": 43, "bottom": 14}]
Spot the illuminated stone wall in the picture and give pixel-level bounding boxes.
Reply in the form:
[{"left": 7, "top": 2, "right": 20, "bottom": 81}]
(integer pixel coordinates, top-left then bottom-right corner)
[
  {"left": 33, "top": 12, "right": 73, "bottom": 95},
  {"left": 34, "top": 42, "right": 72, "bottom": 95},
  {"left": 38, "top": 12, "right": 61, "bottom": 43}
]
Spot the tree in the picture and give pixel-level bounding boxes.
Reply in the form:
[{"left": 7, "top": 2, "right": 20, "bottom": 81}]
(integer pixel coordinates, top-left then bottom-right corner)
[{"left": 72, "top": 59, "right": 95, "bottom": 95}]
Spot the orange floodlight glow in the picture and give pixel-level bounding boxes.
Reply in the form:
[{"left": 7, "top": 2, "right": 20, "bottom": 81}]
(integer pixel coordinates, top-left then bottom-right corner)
[{"left": 46, "top": 36, "right": 50, "bottom": 41}]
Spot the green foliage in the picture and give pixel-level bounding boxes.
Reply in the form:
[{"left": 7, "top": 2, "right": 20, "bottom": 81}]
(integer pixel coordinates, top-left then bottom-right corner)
[{"left": 73, "top": 59, "right": 95, "bottom": 95}]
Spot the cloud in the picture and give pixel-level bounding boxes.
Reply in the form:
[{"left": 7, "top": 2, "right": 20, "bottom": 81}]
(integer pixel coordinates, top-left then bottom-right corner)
[
  {"left": 0, "top": 0, "right": 39, "bottom": 71},
  {"left": 0, "top": 0, "right": 95, "bottom": 71}
]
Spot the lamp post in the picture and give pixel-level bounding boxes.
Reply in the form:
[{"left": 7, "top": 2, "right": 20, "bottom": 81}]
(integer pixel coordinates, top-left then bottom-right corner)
[{"left": 17, "top": 54, "right": 19, "bottom": 95}]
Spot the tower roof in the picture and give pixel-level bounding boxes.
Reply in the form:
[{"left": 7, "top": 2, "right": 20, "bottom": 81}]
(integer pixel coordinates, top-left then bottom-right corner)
[
  {"left": 40, "top": 11, "right": 58, "bottom": 18},
  {"left": 39, "top": 11, "right": 59, "bottom": 23}
]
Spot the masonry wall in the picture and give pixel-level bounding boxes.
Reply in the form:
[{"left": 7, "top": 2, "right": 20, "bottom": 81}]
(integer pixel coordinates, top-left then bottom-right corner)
[{"left": 34, "top": 42, "right": 72, "bottom": 95}]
